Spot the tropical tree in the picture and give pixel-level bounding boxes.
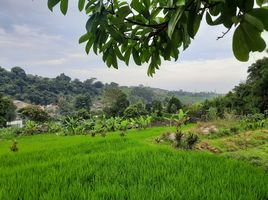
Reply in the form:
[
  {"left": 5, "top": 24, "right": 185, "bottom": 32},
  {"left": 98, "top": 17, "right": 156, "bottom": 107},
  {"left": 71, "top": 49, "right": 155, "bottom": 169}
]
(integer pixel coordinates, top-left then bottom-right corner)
[
  {"left": 247, "top": 57, "right": 268, "bottom": 112},
  {"left": 124, "top": 103, "right": 148, "bottom": 118},
  {"left": 170, "top": 109, "right": 189, "bottom": 133},
  {"left": 74, "top": 94, "right": 92, "bottom": 110},
  {"left": 18, "top": 106, "right": 50, "bottom": 123},
  {"left": 151, "top": 100, "right": 163, "bottom": 116},
  {"left": 47, "top": 0, "right": 268, "bottom": 75},
  {"left": 167, "top": 96, "right": 182, "bottom": 113},
  {"left": 0, "top": 94, "right": 16, "bottom": 127},
  {"left": 104, "top": 91, "right": 130, "bottom": 117}
]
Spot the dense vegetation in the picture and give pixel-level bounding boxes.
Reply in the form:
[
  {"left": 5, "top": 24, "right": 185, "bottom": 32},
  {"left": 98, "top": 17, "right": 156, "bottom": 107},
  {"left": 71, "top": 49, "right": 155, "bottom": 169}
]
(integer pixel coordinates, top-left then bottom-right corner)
[
  {"left": 0, "top": 66, "right": 104, "bottom": 105},
  {"left": 0, "top": 94, "right": 16, "bottom": 127},
  {"left": 199, "top": 57, "right": 268, "bottom": 116},
  {"left": 0, "top": 66, "right": 217, "bottom": 106}
]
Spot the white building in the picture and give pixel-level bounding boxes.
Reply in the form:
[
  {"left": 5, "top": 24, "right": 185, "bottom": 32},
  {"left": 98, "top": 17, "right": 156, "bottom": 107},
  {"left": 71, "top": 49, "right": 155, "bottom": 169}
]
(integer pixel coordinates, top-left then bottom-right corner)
[{"left": 7, "top": 120, "right": 23, "bottom": 128}]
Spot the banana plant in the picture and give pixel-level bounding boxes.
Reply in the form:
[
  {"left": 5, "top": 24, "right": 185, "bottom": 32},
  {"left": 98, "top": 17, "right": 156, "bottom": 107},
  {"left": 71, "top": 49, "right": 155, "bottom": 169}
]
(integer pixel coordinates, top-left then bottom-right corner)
[
  {"left": 119, "top": 119, "right": 129, "bottom": 137},
  {"left": 171, "top": 109, "right": 189, "bottom": 134},
  {"left": 63, "top": 116, "right": 82, "bottom": 135}
]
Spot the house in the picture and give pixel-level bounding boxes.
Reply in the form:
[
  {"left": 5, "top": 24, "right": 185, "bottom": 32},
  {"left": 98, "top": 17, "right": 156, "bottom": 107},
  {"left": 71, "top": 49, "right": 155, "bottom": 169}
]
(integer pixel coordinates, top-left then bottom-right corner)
[{"left": 7, "top": 120, "right": 23, "bottom": 128}]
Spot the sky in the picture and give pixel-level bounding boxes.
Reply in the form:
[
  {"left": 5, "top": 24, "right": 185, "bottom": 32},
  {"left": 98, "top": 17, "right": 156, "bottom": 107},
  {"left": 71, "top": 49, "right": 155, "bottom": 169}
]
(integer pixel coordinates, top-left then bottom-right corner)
[{"left": 0, "top": 1, "right": 267, "bottom": 93}]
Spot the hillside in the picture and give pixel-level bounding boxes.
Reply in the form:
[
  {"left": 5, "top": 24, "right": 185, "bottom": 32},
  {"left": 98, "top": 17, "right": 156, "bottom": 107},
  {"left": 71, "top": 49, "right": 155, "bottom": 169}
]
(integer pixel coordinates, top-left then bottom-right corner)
[{"left": 0, "top": 66, "right": 219, "bottom": 106}]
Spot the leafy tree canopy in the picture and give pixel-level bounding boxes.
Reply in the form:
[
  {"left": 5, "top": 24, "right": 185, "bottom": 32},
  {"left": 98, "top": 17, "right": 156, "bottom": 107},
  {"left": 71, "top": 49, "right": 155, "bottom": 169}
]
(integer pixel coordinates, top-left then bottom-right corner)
[
  {"left": 124, "top": 102, "right": 147, "bottom": 118},
  {"left": 0, "top": 94, "right": 16, "bottom": 127},
  {"left": 48, "top": 0, "right": 268, "bottom": 75},
  {"left": 0, "top": 66, "right": 103, "bottom": 105},
  {"left": 167, "top": 96, "right": 182, "bottom": 113},
  {"left": 18, "top": 105, "right": 50, "bottom": 122},
  {"left": 74, "top": 94, "right": 92, "bottom": 110},
  {"left": 200, "top": 57, "right": 268, "bottom": 115}
]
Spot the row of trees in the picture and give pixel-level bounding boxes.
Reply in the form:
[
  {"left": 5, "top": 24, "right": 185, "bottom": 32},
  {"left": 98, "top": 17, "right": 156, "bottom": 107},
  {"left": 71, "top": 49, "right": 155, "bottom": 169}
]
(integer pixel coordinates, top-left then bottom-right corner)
[{"left": 101, "top": 85, "right": 183, "bottom": 119}]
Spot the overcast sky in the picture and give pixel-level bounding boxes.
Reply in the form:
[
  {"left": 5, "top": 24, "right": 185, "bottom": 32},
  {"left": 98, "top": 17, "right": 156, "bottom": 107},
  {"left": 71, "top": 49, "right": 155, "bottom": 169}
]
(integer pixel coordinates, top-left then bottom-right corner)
[{"left": 0, "top": 1, "right": 267, "bottom": 93}]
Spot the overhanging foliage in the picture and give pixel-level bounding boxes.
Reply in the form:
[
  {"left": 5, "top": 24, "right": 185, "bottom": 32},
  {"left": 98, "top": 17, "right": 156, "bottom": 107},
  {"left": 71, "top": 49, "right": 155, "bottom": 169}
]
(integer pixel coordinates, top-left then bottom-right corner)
[{"left": 48, "top": 0, "right": 268, "bottom": 75}]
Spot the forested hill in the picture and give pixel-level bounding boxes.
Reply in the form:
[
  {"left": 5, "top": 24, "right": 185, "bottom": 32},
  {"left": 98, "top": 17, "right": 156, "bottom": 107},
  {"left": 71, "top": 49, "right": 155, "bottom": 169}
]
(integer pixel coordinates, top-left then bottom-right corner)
[
  {"left": 0, "top": 66, "right": 218, "bottom": 105},
  {"left": 0, "top": 66, "right": 104, "bottom": 105}
]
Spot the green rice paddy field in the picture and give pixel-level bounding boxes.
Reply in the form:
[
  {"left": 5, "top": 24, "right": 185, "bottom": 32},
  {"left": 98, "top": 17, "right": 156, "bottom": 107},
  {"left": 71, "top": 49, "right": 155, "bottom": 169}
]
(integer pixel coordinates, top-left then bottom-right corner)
[{"left": 0, "top": 126, "right": 268, "bottom": 200}]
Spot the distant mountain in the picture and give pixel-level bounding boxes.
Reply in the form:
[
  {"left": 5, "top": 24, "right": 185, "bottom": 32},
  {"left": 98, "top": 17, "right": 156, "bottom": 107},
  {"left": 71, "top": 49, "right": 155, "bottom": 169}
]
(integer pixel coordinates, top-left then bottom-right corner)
[
  {"left": 0, "top": 66, "right": 219, "bottom": 106},
  {"left": 121, "top": 86, "right": 219, "bottom": 105}
]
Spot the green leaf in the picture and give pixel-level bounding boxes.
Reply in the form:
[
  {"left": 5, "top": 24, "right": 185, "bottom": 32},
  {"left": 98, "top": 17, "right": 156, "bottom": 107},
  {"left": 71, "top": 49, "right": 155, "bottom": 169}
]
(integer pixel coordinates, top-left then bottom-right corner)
[
  {"left": 188, "top": 12, "right": 202, "bottom": 38},
  {"left": 250, "top": 8, "right": 268, "bottom": 31},
  {"left": 85, "top": 37, "right": 94, "bottom": 54},
  {"left": 48, "top": 0, "right": 61, "bottom": 11},
  {"left": 244, "top": 13, "right": 264, "bottom": 32},
  {"left": 124, "top": 48, "right": 132, "bottom": 66},
  {"left": 237, "top": 0, "right": 254, "bottom": 12},
  {"left": 131, "top": 0, "right": 144, "bottom": 13},
  {"left": 79, "top": 33, "right": 89, "bottom": 44},
  {"left": 176, "top": 0, "right": 185, "bottom": 6},
  {"left": 78, "top": 0, "right": 86, "bottom": 12},
  {"left": 143, "top": 0, "right": 150, "bottom": 8},
  {"left": 86, "top": 14, "right": 97, "bottom": 33},
  {"left": 147, "top": 63, "right": 155, "bottom": 76},
  {"left": 132, "top": 47, "right": 141, "bottom": 66},
  {"left": 233, "top": 25, "right": 250, "bottom": 61},
  {"left": 168, "top": 8, "right": 183, "bottom": 38},
  {"left": 107, "top": 26, "right": 125, "bottom": 44},
  {"left": 240, "top": 22, "right": 266, "bottom": 52},
  {"left": 113, "top": 45, "right": 125, "bottom": 61},
  {"left": 233, "top": 22, "right": 266, "bottom": 62},
  {"left": 117, "top": 6, "right": 131, "bottom": 20},
  {"left": 60, "top": 0, "right": 68, "bottom": 15}
]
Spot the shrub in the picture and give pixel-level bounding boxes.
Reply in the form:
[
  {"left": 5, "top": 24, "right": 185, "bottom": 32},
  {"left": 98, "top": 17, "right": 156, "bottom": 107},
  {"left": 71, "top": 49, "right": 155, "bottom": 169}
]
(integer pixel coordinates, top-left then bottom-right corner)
[
  {"left": 22, "top": 120, "right": 38, "bottom": 135},
  {"left": 173, "top": 133, "right": 183, "bottom": 148},
  {"left": 82, "top": 119, "right": 95, "bottom": 132},
  {"left": 242, "top": 113, "right": 266, "bottom": 130},
  {"left": 155, "top": 137, "right": 161, "bottom": 143},
  {"left": 10, "top": 140, "right": 18, "bottom": 152},
  {"left": 0, "top": 127, "right": 20, "bottom": 139},
  {"left": 207, "top": 107, "right": 218, "bottom": 121},
  {"left": 63, "top": 116, "right": 83, "bottom": 135},
  {"left": 105, "top": 117, "right": 120, "bottom": 132},
  {"left": 186, "top": 134, "right": 199, "bottom": 149},
  {"left": 93, "top": 120, "right": 105, "bottom": 134},
  {"left": 119, "top": 132, "right": 126, "bottom": 137},
  {"left": 230, "top": 126, "right": 239, "bottom": 134},
  {"left": 124, "top": 103, "right": 147, "bottom": 119},
  {"left": 75, "top": 109, "right": 91, "bottom": 120},
  {"left": 47, "top": 122, "right": 63, "bottom": 133},
  {"left": 19, "top": 106, "right": 50, "bottom": 122},
  {"left": 159, "top": 131, "right": 199, "bottom": 150},
  {"left": 91, "top": 132, "right": 96, "bottom": 137}
]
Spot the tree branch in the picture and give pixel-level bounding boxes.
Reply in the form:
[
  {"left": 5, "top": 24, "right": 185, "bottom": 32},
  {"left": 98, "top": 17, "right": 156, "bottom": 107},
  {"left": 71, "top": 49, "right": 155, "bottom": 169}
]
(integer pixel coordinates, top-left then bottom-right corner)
[{"left": 217, "top": 27, "right": 232, "bottom": 40}]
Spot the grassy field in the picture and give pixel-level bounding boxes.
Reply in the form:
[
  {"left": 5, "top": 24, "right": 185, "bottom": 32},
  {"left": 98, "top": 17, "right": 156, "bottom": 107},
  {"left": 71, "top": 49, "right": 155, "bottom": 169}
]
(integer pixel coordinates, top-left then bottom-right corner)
[{"left": 0, "top": 126, "right": 268, "bottom": 200}]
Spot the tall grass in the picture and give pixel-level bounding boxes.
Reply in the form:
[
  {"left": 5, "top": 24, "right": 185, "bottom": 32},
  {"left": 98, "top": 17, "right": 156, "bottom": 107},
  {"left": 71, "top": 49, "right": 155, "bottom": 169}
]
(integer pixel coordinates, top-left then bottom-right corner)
[{"left": 0, "top": 127, "right": 267, "bottom": 200}]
